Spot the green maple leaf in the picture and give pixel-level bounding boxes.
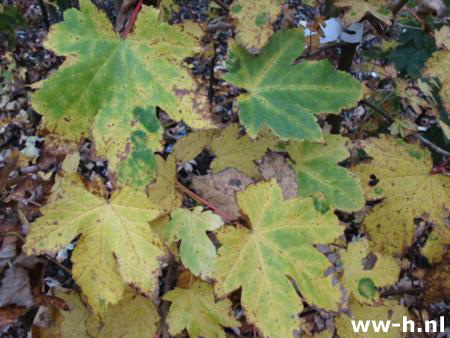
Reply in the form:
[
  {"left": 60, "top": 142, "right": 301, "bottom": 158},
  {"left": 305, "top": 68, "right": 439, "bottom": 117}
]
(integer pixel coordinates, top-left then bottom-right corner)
[
  {"left": 285, "top": 134, "right": 364, "bottom": 212},
  {"left": 33, "top": 0, "right": 211, "bottom": 187},
  {"left": 225, "top": 29, "right": 363, "bottom": 141},
  {"left": 164, "top": 206, "right": 224, "bottom": 279},
  {"left": 164, "top": 280, "right": 239, "bottom": 338},
  {"left": 23, "top": 174, "right": 166, "bottom": 316},
  {"left": 214, "top": 180, "right": 343, "bottom": 337}
]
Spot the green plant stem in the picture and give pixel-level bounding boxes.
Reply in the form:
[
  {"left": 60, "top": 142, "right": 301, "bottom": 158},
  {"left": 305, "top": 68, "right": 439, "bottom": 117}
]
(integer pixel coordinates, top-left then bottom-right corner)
[
  {"left": 361, "top": 99, "right": 450, "bottom": 157},
  {"left": 175, "top": 181, "right": 235, "bottom": 223}
]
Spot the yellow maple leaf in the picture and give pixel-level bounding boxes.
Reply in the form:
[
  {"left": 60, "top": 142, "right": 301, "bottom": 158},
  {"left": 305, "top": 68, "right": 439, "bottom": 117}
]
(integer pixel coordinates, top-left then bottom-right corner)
[
  {"left": 354, "top": 136, "right": 450, "bottom": 262},
  {"left": 340, "top": 239, "right": 400, "bottom": 304},
  {"left": 23, "top": 174, "right": 166, "bottom": 316},
  {"left": 335, "top": 0, "right": 393, "bottom": 25},
  {"left": 45, "top": 289, "right": 159, "bottom": 338},
  {"left": 164, "top": 280, "right": 239, "bottom": 338}
]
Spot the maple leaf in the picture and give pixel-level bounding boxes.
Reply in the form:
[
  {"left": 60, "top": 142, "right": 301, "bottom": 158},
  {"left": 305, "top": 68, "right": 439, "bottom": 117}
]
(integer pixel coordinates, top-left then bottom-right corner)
[
  {"left": 424, "top": 50, "right": 450, "bottom": 120},
  {"left": 214, "top": 180, "right": 343, "bottom": 337},
  {"left": 210, "top": 124, "right": 277, "bottom": 177},
  {"left": 172, "top": 125, "right": 276, "bottom": 177},
  {"left": 147, "top": 155, "right": 182, "bottom": 213},
  {"left": 32, "top": 0, "right": 210, "bottom": 187},
  {"left": 340, "top": 239, "right": 400, "bottom": 304},
  {"left": 225, "top": 29, "right": 363, "bottom": 141},
  {"left": 230, "top": 0, "right": 282, "bottom": 51},
  {"left": 354, "top": 136, "right": 450, "bottom": 262},
  {"left": 23, "top": 174, "right": 166, "bottom": 316},
  {"left": 336, "top": 299, "right": 410, "bottom": 338},
  {"left": 164, "top": 206, "right": 224, "bottom": 279},
  {"left": 335, "top": 0, "right": 393, "bottom": 25},
  {"left": 285, "top": 134, "right": 364, "bottom": 212},
  {"left": 164, "top": 280, "right": 239, "bottom": 338},
  {"left": 50, "top": 290, "right": 159, "bottom": 338},
  {"left": 172, "top": 129, "right": 217, "bottom": 163}
]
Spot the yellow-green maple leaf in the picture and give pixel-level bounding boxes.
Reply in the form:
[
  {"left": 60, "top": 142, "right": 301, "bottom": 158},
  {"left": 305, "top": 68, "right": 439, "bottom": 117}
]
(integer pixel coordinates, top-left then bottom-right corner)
[
  {"left": 230, "top": 0, "right": 283, "bottom": 51},
  {"left": 214, "top": 179, "right": 343, "bottom": 337},
  {"left": 335, "top": 0, "right": 393, "bottom": 25},
  {"left": 285, "top": 133, "right": 364, "bottom": 212},
  {"left": 32, "top": 0, "right": 211, "bottom": 187},
  {"left": 210, "top": 124, "right": 277, "bottom": 177},
  {"left": 23, "top": 175, "right": 166, "bottom": 316},
  {"left": 354, "top": 136, "right": 450, "bottom": 262},
  {"left": 164, "top": 280, "right": 239, "bottom": 338},
  {"left": 147, "top": 155, "right": 182, "bottom": 213},
  {"left": 172, "top": 129, "right": 217, "bottom": 163},
  {"left": 424, "top": 50, "right": 450, "bottom": 120},
  {"left": 164, "top": 206, "right": 224, "bottom": 279},
  {"left": 340, "top": 239, "right": 400, "bottom": 304},
  {"left": 336, "top": 299, "right": 410, "bottom": 338},
  {"left": 51, "top": 290, "right": 159, "bottom": 338}
]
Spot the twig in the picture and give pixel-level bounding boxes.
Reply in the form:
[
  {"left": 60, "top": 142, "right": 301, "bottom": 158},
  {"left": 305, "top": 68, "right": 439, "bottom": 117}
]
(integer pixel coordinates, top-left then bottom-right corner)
[
  {"left": 208, "top": 43, "right": 217, "bottom": 104},
  {"left": 0, "top": 231, "right": 25, "bottom": 242},
  {"left": 44, "top": 254, "right": 73, "bottom": 276},
  {"left": 175, "top": 181, "right": 235, "bottom": 223},
  {"left": 121, "top": 0, "right": 144, "bottom": 38},
  {"left": 415, "top": 294, "right": 430, "bottom": 338},
  {"left": 392, "top": 0, "right": 410, "bottom": 16},
  {"left": 415, "top": 134, "right": 450, "bottom": 157},
  {"left": 212, "top": 0, "right": 228, "bottom": 11},
  {"left": 160, "top": 257, "right": 176, "bottom": 338},
  {"left": 360, "top": 99, "right": 450, "bottom": 157},
  {"left": 37, "top": 0, "right": 50, "bottom": 31},
  {"left": 381, "top": 286, "right": 423, "bottom": 298}
]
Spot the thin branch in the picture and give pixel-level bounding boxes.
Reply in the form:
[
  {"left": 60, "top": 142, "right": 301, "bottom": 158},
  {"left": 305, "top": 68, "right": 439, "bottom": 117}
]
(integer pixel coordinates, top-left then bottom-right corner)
[
  {"left": 160, "top": 257, "right": 176, "bottom": 338},
  {"left": 211, "top": 0, "right": 228, "bottom": 11},
  {"left": 37, "top": 0, "right": 50, "bottom": 31},
  {"left": 360, "top": 99, "right": 450, "bottom": 157},
  {"left": 175, "top": 181, "right": 235, "bottom": 223},
  {"left": 381, "top": 286, "right": 423, "bottom": 297},
  {"left": 415, "top": 134, "right": 450, "bottom": 157},
  {"left": 121, "top": 0, "right": 144, "bottom": 38},
  {"left": 44, "top": 254, "right": 73, "bottom": 276},
  {"left": 392, "top": 0, "right": 410, "bottom": 16}
]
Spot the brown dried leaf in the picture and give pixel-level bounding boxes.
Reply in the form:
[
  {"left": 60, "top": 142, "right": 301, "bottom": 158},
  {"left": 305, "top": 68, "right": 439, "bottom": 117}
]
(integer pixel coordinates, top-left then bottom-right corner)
[{"left": 191, "top": 168, "right": 254, "bottom": 220}]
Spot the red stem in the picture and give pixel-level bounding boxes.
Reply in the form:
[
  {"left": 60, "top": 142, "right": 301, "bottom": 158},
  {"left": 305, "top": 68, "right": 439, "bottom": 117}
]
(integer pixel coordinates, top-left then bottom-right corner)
[
  {"left": 431, "top": 157, "right": 449, "bottom": 175},
  {"left": 122, "top": 0, "right": 144, "bottom": 38},
  {"left": 175, "top": 181, "right": 235, "bottom": 223}
]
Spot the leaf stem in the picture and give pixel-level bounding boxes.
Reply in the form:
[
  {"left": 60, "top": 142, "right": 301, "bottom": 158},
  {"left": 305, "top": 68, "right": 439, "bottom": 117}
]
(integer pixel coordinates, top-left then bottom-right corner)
[
  {"left": 175, "top": 181, "right": 235, "bottom": 223},
  {"left": 360, "top": 99, "right": 450, "bottom": 157},
  {"left": 122, "top": 0, "right": 144, "bottom": 38}
]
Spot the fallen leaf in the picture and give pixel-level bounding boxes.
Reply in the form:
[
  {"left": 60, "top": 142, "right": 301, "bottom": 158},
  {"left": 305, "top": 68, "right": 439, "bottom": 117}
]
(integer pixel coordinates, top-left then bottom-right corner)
[
  {"left": 192, "top": 168, "right": 254, "bottom": 220},
  {"left": 164, "top": 280, "right": 239, "bottom": 338},
  {"left": 164, "top": 207, "right": 224, "bottom": 279},
  {"left": 214, "top": 180, "right": 343, "bottom": 337}
]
